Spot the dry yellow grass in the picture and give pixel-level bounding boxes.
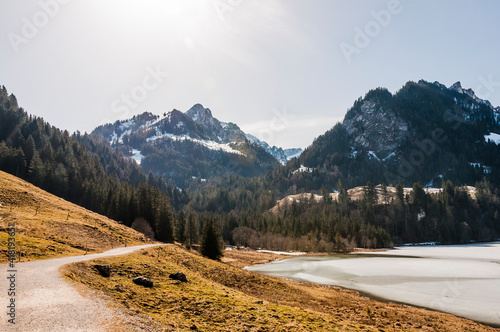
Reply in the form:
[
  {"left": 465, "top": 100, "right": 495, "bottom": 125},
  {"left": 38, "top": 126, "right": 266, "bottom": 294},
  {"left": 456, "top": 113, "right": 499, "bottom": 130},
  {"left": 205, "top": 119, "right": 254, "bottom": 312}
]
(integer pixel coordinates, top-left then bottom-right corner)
[
  {"left": 270, "top": 185, "right": 477, "bottom": 214},
  {"left": 63, "top": 246, "right": 498, "bottom": 331},
  {"left": 0, "top": 170, "right": 151, "bottom": 262}
]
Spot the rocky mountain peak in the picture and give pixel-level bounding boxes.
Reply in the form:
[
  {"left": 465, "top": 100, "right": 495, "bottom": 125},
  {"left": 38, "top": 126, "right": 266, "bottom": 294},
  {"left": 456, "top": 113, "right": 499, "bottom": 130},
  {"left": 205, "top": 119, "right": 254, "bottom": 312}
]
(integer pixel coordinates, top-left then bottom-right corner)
[
  {"left": 92, "top": 103, "right": 302, "bottom": 182},
  {"left": 185, "top": 104, "right": 213, "bottom": 122},
  {"left": 450, "top": 81, "right": 463, "bottom": 93},
  {"left": 449, "top": 81, "right": 493, "bottom": 108},
  {"left": 184, "top": 103, "right": 247, "bottom": 143}
]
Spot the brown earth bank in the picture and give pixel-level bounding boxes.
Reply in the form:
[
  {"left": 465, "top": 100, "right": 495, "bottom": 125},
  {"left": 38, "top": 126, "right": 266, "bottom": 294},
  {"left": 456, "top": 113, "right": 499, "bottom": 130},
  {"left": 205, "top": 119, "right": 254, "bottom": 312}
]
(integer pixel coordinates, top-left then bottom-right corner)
[
  {"left": 0, "top": 170, "right": 151, "bottom": 263},
  {"left": 63, "top": 245, "right": 498, "bottom": 331}
]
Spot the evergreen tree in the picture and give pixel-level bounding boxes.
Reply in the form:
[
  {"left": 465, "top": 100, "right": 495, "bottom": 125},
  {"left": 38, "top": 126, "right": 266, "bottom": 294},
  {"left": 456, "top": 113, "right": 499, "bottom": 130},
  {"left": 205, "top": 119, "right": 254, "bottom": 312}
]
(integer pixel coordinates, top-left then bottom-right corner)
[
  {"left": 337, "top": 179, "right": 349, "bottom": 217},
  {"left": 175, "top": 211, "right": 186, "bottom": 243},
  {"left": 155, "top": 201, "right": 174, "bottom": 243},
  {"left": 185, "top": 212, "right": 198, "bottom": 248},
  {"left": 396, "top": 182, "right": 405, "bottom": 206},
  {"left": 381, "top": 183, "right": 390, "bottom": 204},
  {"left": 200, "top": 217, "right": 223, "bottom": 260},
  {"left": 321, "top": 185, "right": 332, "bottom": 203},
  {"left": 53, "top": 162, "right": 69, "bottom": 197},
  {"left": 28, "top": 151, "right": 45, "bottom": 187}
]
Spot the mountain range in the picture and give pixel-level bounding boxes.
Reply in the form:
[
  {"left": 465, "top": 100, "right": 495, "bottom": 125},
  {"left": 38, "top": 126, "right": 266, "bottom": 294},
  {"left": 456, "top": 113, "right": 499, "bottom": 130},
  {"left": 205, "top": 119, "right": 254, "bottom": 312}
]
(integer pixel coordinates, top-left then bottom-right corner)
[
  {"left": 91, "top": 104, "right": 303, "bottom": 186},
  {"left": 299, "top": 80, "right": 500, "bottom": 189},
  {"left": 2, "top": 79, "right": 500, "bottom": 250},
  {"left": 1, "top": 79, "right": 499, "bottom": 193}
]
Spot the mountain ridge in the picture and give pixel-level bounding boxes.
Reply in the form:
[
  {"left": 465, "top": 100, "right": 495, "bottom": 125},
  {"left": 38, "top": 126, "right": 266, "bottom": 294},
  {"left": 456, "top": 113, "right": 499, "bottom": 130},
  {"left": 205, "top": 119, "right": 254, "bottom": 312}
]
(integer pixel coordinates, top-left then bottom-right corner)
[
  {"left": 299, "top": 79, "right": 500, "bottom": 188},
  {"left": 92, "top": 104, "right": 302, "bottom": 185}
]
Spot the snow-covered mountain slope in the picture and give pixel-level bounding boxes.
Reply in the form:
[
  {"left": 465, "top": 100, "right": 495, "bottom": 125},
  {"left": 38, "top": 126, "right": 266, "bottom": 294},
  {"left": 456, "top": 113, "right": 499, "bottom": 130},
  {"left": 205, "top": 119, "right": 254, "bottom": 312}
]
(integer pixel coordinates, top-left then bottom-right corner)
[{"left": 92, "top": 104, "right": 301, "bottom": 185}]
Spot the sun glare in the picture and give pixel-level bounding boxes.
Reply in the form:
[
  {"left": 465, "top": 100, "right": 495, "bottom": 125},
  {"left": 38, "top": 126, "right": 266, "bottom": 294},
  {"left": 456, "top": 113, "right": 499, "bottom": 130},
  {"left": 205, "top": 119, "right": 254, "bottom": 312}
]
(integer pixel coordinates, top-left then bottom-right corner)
[{"left": 96, "top": 0, "right": 212, "bottom": 30}]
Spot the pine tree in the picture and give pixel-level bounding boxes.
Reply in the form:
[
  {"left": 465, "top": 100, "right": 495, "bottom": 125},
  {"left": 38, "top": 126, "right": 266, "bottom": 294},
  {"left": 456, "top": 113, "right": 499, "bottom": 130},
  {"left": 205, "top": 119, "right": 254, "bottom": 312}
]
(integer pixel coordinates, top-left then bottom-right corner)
[
  {"left": 23, "top": 135, "right": 36, "bottom": 166},
  {"left": 396, "top": 182, "right": 405, "bottom": 206},
  {"left": 200, "top": 217, "right": 223, "bottom": 260},
  {"left": 185, "top": 212, "right": 198, "bottom": 248},
  {"left": 175, "top": 211, "right": 186, "bottom": 243},
  {"left": 321, "top": 185, "right": 332, "bottom": 203},
  {"left": 53, "top": 162, "right": 69, "bottom": 197},
  {"left": 155, "top": 200, "right": 174, "bottom": 243},
  {"left": 28, "top": 151, "right": 45, "bottom": 187}
]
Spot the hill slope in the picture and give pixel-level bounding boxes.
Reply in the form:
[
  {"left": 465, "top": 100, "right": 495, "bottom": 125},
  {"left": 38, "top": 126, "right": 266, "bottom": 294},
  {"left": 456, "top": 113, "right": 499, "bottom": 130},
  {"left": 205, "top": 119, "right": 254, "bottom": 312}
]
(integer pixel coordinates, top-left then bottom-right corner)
[
  {"left": 0, "top": 170, "right": 150, "bottom": 262},
  {"left": 63, "top": 245, "right": 496, "bottom": 331},
  {"left": 0, "top": 85, "right": 182, "bottom": 242},
  {"left": 300, "top": 80, "right": 500, "bottom": 188}
]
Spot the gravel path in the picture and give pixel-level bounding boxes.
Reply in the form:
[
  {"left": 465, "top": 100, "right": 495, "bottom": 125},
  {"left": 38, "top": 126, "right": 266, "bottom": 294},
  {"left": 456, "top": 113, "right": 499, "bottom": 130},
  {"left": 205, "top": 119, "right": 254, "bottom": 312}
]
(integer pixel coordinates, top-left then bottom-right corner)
[{"left": 1, "top": 244, "right": 161, "bottom": 332}]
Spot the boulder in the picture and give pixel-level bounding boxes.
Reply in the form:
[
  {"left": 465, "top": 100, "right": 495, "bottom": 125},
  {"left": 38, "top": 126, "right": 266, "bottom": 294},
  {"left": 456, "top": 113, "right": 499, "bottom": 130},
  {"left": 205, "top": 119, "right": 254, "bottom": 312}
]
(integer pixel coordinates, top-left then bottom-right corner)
[
  {"left": 133, "top": 276, "right": 153, "bottom": 288},
  {"left": 94, "top": 264, "right": 110, "bottom": 277},
  {"left": 169, "top": 272, "right": 188, "bottom": 282}
]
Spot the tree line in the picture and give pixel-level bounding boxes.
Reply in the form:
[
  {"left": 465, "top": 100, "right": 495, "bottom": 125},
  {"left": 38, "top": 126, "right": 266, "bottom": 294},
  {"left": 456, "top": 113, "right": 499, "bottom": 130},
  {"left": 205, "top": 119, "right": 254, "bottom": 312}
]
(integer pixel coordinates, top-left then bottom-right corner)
[
  {"left": 2, "top": 84, "right": 499, "bottom": 258},
  {"left": 184, "top": 176, "right": 500, "bottom": 250},
  {"left": 0, "top": 86, "right": 182, "bottom": 242},
  {"left": 0, "top": 86, "right": 223, "bottom": 259}
]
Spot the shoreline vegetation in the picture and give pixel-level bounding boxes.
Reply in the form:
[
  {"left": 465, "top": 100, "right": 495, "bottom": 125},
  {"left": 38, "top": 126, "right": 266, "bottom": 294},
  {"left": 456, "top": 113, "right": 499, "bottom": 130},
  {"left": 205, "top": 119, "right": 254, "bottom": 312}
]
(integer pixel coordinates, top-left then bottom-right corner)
[{"left": 63, "top": 245, "right": 498, "bottom": 331}]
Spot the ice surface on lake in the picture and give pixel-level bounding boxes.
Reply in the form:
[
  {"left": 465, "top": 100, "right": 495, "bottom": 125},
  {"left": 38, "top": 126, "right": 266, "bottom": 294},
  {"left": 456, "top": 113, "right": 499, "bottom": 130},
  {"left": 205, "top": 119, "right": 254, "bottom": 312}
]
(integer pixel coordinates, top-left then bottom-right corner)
[
  {"left": 256, "top": 250, "right": 306, "bottom": 256},
  {"left": 246, "top": 242, "right": 500, "bottom": 326}
]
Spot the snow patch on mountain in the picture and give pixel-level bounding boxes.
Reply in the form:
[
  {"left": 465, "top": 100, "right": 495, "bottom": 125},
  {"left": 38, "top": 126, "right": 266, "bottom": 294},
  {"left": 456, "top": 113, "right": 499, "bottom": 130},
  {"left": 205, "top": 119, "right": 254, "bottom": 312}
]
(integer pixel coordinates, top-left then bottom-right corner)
[
  {"left": 368, "top": 151, "right": 380, "bottom": 161},
  {"left": 485, "top": 132, "right": 500, "bottom": 144},
  {"left": 131, "top": 149, "right": 144, "bottom": 164},
  {"left": 147, "top": 133, "right": 244, "bottom": 156},
  {"left": 95, "top": 103, "right": 300, "bottom": 169}
]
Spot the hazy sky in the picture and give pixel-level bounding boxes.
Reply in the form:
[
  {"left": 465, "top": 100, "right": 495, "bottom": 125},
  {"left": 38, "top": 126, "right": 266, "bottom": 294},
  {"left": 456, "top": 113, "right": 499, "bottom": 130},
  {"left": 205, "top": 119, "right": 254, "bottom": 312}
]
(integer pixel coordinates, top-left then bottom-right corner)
[{"left": 1, "top": 0, "right": 500, "bottom": 149}]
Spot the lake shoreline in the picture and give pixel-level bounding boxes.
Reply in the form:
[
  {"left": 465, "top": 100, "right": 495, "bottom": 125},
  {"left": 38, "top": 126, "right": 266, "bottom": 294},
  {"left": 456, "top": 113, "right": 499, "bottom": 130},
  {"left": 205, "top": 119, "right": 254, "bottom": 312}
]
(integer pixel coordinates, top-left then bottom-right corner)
[{"left": 245, "top": 242, "right": 500, "bottom": 328}]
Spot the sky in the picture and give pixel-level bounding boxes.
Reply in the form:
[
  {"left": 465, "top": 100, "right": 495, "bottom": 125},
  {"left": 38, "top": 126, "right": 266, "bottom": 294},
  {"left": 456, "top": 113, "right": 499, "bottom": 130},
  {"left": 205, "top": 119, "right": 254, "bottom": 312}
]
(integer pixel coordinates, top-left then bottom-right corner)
[{"left": 1, "top": 0, "right": 500, "bottom": 149}]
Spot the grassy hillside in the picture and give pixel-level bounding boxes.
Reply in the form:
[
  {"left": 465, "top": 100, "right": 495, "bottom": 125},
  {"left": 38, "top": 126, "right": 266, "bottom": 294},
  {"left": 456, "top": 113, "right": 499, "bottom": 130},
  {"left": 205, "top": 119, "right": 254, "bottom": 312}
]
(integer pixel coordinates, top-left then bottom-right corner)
[
  {"left": 0, "top": 170, "right": 151, "bottom": 262},
  {"left": 63, "top": 245, "right": 496, "bottom": 331},
  {"left": 270, "top": 185, "right": 477, "bottom": 214}
]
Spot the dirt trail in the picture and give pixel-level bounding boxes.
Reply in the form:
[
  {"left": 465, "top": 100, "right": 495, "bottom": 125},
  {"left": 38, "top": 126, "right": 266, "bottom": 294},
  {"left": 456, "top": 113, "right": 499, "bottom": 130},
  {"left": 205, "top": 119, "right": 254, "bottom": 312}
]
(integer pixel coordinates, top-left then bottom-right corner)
[{"left": 1, "top": 244, "right": 161, "bottom": 332}]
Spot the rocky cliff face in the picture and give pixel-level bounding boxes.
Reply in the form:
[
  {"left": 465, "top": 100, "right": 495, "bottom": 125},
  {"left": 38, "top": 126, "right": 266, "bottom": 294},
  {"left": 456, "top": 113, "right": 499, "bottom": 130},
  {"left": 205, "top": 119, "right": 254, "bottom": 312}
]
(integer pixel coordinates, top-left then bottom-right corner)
[
  {"left": 185, "top": 104, "right": 247, "bottom": 143},
  {"left": 343, "top": 99, "right": 408, "bottom": 158},
  {"left": 300, "top": 80, "right": 500, "bottom": 187}
]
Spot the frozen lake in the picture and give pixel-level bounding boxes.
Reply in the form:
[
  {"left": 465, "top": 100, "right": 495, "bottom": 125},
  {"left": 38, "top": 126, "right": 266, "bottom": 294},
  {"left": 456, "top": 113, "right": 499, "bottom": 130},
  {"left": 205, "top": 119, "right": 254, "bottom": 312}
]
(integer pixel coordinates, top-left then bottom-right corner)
[{"left": 245, "top": 242, "right": 500, "bottom": 326}]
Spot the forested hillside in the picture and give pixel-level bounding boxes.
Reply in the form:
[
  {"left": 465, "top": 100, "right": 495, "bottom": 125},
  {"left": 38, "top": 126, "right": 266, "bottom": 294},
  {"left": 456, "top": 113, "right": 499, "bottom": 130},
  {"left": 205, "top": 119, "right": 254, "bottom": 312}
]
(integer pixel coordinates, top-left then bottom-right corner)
[
  {"left": 2, "top": 81, "right": 499, "bottom": 252},
  {"left": 0, "top": 86, "right": 185, "bottom": 242},
  {"left": 300, "top": 80, "right": 500, "bottom": 189}
]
